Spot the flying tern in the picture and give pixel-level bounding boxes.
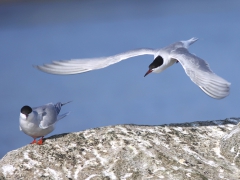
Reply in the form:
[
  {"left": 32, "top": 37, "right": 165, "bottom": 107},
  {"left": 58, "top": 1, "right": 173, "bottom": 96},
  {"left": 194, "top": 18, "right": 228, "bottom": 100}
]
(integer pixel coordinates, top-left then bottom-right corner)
[
  {"left": 19, "top": 101, "right": 71, "bottom": 145},
  {"left": 35, "top": 38, "right": 230, "bottom": 99}
]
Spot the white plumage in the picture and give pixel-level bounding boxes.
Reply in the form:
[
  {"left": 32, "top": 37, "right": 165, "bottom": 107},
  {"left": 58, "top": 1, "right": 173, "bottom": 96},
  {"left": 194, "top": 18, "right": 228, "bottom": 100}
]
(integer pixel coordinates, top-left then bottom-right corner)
[
  {"left": 19, "top": 101, "right": 71, "bottom": 144},
  {"left": 35, "top": 38, "right": 230, "bottom": 99}
]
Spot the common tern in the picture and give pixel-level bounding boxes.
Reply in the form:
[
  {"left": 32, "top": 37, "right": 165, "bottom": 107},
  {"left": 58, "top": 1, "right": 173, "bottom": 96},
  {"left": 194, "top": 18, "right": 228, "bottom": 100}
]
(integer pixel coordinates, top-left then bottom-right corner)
[
  {"left": 35, "top": 38, "right": 230, "bottom": 99},
  {"left": 19, "top": 101, "right": 71, "bottom": 145}
]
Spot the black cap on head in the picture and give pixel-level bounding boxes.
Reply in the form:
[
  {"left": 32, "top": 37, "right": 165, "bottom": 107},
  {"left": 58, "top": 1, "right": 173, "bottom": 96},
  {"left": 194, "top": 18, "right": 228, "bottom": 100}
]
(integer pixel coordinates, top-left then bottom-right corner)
[
  {"left": 21, "top": 106, "right": 32, "bottom": 116},
  {"left": 144, "top": 56, "right": 164, "bottom": 77},
  {"left": 148, "top": 56, "right": 164, "bottom": 70}
]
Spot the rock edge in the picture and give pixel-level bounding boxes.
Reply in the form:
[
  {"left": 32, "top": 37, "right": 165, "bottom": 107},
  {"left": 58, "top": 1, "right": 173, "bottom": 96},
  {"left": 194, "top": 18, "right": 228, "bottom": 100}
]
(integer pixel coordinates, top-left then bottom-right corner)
[{"left": 1, "top": 118, "right": 240, "bottom": 180}]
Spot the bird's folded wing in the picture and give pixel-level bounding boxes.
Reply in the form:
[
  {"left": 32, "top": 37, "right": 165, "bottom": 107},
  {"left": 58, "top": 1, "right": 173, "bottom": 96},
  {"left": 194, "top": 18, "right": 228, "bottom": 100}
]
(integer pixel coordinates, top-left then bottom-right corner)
[
  {"left": 34, "top": 48, "right": 155, "bottom": 75},
  {"left": 170, "top": 48, "right": 231, "bottom": 99},
  {"left": 39, "top": 115, "right": 56, "bottom": 129},
  {"left": 37, "top": 104, "right": 57, "bottom": 129},
  {"left": 32, "top": 104, "right": 49, "bottom": 114}
]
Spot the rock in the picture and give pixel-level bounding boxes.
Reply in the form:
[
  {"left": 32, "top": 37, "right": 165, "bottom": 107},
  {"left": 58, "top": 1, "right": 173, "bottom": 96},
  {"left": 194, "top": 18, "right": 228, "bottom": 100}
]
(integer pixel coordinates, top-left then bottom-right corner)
[
  {"left": 1, "top": 118, "right": 240, "bottom": 180},
  {"left": 220, "top": 119, "right": 240, "bottom": 169}
]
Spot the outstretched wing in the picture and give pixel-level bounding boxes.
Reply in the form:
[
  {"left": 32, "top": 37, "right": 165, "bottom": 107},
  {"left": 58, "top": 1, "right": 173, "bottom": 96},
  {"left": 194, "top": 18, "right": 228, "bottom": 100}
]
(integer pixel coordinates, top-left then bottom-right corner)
[
  {"left": 34, "top": 48, "right": 156, "bottom": 75},
  {"left": 171, "top": 48, "right": 230, "bottom": 99}
]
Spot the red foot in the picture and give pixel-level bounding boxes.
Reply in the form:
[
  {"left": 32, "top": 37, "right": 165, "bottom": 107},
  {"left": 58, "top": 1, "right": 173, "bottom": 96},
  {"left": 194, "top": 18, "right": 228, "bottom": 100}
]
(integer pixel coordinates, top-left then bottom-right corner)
[
  {"left": 30, "top": 139, "right": 37, "bottom": 144},
  {"left": 37, "top": 137, "right": 44, "bottom": 145}
]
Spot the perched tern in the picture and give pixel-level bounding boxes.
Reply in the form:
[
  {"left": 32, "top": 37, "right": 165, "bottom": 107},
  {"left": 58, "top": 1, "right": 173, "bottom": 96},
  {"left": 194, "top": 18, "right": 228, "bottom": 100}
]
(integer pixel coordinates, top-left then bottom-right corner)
[
  {"left": 19, "top": 101, "right": 71, "bottom": 145},
  {"left": 35, "top": 38, "right": 230, "bottom": 99}
]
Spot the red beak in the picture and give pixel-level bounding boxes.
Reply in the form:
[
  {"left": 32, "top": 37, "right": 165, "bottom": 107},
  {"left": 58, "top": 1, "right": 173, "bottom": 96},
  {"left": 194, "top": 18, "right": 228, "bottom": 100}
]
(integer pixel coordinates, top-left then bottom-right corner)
[{"left": 144, "top": 69, "right": 152, "bottom": 77}]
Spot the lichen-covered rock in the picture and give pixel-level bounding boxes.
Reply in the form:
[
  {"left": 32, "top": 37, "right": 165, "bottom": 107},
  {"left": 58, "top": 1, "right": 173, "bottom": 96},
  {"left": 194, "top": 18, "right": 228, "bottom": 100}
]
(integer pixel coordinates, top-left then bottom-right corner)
[
  {"left": 1, "top": 118, "right": 240, "bottom": 180},
  {"left": 220, "top": 119, "right": 240, "bottom": 169}
]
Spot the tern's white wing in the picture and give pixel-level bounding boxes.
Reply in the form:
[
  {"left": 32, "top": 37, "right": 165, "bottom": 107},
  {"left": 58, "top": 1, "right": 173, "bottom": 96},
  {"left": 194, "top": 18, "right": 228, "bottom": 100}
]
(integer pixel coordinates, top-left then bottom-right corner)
[
  {"left": 171, "top": 48, "right": 230, "bottom": 99},
  {"left": 34, "top": 48, "right": 156, "bottom": 75}
]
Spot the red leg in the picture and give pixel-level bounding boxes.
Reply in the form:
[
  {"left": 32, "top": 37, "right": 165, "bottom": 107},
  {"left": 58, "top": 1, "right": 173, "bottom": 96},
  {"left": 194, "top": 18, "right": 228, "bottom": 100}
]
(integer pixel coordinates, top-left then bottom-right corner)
[
  {"left": 37, "top": 137, "right": 44, "bottom": 145},
  {"left": 30, "top": 139, "right": 37, "bottom": 144}
]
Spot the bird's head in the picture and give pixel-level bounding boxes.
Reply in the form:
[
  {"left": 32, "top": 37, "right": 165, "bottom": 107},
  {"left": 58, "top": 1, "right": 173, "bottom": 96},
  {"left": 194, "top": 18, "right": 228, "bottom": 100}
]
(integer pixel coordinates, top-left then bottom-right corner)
[
  {"left": 144, "top": 56, "right": 164, "bottom": 77},
  {"left": 20, "top": 106, "right": 33, "bottom": 120}
]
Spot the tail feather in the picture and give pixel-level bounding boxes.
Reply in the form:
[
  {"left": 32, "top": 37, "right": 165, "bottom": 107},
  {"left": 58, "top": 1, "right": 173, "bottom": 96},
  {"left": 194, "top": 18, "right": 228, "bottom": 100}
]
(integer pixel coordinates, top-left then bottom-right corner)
[
  {"left": 188, "top": 37, "right": 198, "bottom": 45},
  {"left": 57, "top": 112, "right": 70, "bottom": 121},
  {"left": 61, "top": 101, "right": 72, "bottom": 106},
  {"left": 54, "top": 101, "right": 72, "bottom": 115},
  {"left": 181, "top": 37, "right": 198, "bottom": 48}
]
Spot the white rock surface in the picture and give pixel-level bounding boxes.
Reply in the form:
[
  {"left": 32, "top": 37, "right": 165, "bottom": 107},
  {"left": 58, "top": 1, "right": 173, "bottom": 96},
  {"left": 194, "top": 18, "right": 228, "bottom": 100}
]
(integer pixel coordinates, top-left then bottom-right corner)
[{"left": 1, "top": 118, "right": 240, "bottom": 180}]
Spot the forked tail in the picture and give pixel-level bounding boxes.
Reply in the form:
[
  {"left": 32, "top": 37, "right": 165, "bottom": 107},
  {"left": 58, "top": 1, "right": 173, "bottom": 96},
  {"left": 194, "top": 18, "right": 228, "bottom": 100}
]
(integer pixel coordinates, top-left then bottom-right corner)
[
  {"left": 54, "top": 101, "right": 72, "bottom": 115},
  {"left": 181, "top": 37, "right": 198, "bottom": 48},
  {"left": 57, "top": 112, "right": 70, "bottom": 121},
  {"left": 188, "top": 37, "right": 198, "bottom": 45}
]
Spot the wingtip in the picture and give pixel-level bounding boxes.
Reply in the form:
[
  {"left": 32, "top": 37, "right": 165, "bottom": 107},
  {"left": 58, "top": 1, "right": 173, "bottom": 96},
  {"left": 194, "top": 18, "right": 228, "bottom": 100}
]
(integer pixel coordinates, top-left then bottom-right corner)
[
  {"left": 33, "top": 64, "right": 46, "bottom": 70},
  {"left": 32, "top": 64, "right": 38, "bottom": 69},
  {"left": 33, "top": 64, "right": 46, "bottom": 72},
  {"left": 199, "top": 86, "right": 230, "bottom": 99},
  {"left": 32, "top": 64, "right": 62, "bottom": 75}
]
